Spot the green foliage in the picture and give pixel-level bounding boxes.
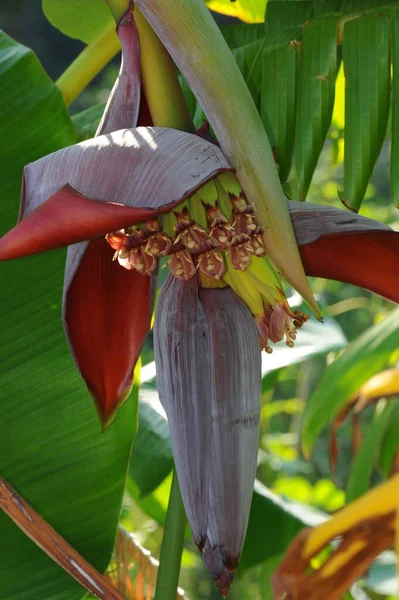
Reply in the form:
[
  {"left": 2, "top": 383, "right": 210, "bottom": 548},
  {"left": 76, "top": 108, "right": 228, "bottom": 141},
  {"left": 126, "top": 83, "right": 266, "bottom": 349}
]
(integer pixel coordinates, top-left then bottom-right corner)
[
  {"left": 71, "top": 102, "right": 105, "bottom": 141},
  {"left": 42, "top": 0, "right": 113, "bottom": 44},
  {"left": 1, "top": 3, "right": 399, "bottom": 599},
  {"left": 346, "top": 401, "right": 396, "bottom": 501},
  {"left": 295, "top": 17, "right": 338, "bottom": 199},
  {"left": 130, "top": 385, "right": 174, "bottom": 497},
  {"left": 240, "top": 480, "right": 325, "bottom": 571},
  {"left": 302, "top": 308, "right": 399, "bottom": 456},
  {"left": 391, "top": 10, "right": 399, "bottom": 207},
  {"left": 341, "top": 14, "right": 391, "bottom": 211},
  {"left": 261, "top": 39, "right": 298, "bottom": 182},
  {"left": 219, "top": 0, "right": 399, "bottom": 208},
  {"left": 0, "top": 32, "right": 137, "bottom": 600},
  {"left": 379, "top": 402, "right": 399, "bottom": 477}
]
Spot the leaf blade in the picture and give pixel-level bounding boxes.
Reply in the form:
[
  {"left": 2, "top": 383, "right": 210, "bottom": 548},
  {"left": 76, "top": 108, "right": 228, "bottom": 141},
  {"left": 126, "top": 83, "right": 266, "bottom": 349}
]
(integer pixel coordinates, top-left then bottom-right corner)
[{"left": 341, "top": 15, "right": 390, "bottom": 211}]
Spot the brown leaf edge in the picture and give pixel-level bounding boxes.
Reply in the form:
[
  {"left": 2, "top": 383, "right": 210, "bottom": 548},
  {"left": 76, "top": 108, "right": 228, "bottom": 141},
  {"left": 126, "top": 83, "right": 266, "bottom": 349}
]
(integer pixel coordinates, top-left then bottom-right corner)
[
  {"left": 272, "top": 510, "right": 395, "bottom": 600},
  {"left": 0, "top": 476, "right": 127, "bottom": 600}
]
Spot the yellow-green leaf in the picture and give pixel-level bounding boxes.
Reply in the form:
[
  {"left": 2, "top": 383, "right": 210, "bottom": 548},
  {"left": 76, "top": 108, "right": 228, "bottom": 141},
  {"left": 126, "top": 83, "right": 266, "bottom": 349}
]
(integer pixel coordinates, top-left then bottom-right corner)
[{"left": 206, "top": 0, "right": 267, "bottom": 23}]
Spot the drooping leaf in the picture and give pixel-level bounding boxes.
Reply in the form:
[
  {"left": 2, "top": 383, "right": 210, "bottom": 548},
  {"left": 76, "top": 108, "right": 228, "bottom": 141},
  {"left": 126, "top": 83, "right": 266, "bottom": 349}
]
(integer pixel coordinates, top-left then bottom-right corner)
[
  {"left": 0, "top": 32, "right": 137, "bottom": 600},
  {"left": 340, "top": 14, "right": 390, "bottom": 211},
  {"left": 295, "top": 17, "right": 338, "bottom": 199},
  {"left": 273, "top": 476, "right": 397, "bottom": 600},
  {"left": 302, "top": 308, "right": 399, "bottom": 456},
  {"left": 42, "top": 0, "right": 114, "bottom": 44},
  {"left": 346, "top": 401, "right": 396, "bottom": 502}
]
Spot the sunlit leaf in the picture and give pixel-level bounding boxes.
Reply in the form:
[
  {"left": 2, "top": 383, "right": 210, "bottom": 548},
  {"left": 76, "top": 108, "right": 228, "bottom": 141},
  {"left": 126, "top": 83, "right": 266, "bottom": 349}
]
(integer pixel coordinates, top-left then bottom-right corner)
[
  {"left": 206, "top": 0, "right": 267, "bottom": 23},
  {"left": 273, "top": 475, "right": 399, "bottom": 600},
  {"left": 42, "top": 0, "right": 115, "bottom": 43}
]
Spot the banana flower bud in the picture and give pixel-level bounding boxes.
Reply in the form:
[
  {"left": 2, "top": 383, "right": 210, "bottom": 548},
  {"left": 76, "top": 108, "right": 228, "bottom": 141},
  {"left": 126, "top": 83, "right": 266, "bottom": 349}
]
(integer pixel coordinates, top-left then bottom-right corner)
[{"left": 154, "top": 275, "right": 261, "bottom": 596}]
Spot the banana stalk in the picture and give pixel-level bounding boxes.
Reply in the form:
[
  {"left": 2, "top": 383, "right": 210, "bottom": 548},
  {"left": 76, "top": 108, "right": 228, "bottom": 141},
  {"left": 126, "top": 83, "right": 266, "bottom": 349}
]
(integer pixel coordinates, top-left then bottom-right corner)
[{"left": 135, "top": 0, "right": 321, "bottom": 319}]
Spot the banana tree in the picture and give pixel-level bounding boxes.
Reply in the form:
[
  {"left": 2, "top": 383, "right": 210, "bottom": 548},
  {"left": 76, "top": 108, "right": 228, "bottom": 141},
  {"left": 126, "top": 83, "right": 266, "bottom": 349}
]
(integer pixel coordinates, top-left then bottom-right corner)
[{"left": 0, "top": 1, "right": 399, "bottom": 599}]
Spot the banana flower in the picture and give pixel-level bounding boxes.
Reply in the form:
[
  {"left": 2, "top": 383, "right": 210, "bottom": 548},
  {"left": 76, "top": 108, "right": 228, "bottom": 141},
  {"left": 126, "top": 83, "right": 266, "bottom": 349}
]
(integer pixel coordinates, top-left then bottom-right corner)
[{"left": 1, "top": 6, "right": 399, "bottom": 597}]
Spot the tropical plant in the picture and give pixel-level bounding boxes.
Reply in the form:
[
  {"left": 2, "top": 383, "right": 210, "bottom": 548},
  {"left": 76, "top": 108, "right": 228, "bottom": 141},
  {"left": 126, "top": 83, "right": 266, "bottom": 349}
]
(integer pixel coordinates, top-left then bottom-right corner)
[{"left": 0, "top": 1, "right": 398, "bottom": 599}]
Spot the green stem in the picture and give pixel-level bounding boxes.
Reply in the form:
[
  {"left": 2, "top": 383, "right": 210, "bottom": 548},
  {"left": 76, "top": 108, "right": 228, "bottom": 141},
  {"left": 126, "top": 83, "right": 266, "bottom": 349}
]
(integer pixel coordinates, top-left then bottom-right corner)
[
  {"left": 106, "top": 0, "right": 130, "bottom": 24},
  {"left": 154, "top": 470, "right": 187, "bottom": 600},
  {"left": 56, "top": 21, "right": 121, "bottom": 107},
  {"left": 133, "top": 6, "right": 194, "bottom": 131}
]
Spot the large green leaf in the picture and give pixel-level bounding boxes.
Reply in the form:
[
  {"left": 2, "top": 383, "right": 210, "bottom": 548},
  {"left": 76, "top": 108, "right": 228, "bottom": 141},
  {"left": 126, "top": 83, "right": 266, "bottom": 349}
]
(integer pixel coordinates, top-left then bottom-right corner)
[
  {"left": 391, "top": 9, "right": 399, "bottom": 208},
  {"left": 0, "top": 33, "right": 137, "bottom": 599},
  {"left": 295, "top": 17, "right": 338, "bottom": 199},
  {"left": 265, "top": 1, "right": 314, "bottom": 32},
  {"left": 340, "top": 14, "right": 390, "bottom": 211},
  {"left": 42, "top": 0, "right": 113, "bottom": 44},
  {"left": 302, "top": 308, "right": 399, "bottom": 456}
]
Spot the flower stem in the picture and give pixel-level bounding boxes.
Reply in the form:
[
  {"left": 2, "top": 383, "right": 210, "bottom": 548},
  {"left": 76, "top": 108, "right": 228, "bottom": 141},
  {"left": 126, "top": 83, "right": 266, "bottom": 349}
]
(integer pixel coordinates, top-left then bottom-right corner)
[
  {"left": 56, "top": 22, "right": 121, "bottom": 107},
  {"left": 133, "top": 6, "right": 194, "bottom": 132},
  {"left": 136, "top": 0, "right": 322, "bottom": 319},
  {"left": 153, "top": 470, "right": 186, "bottom": 600}
]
